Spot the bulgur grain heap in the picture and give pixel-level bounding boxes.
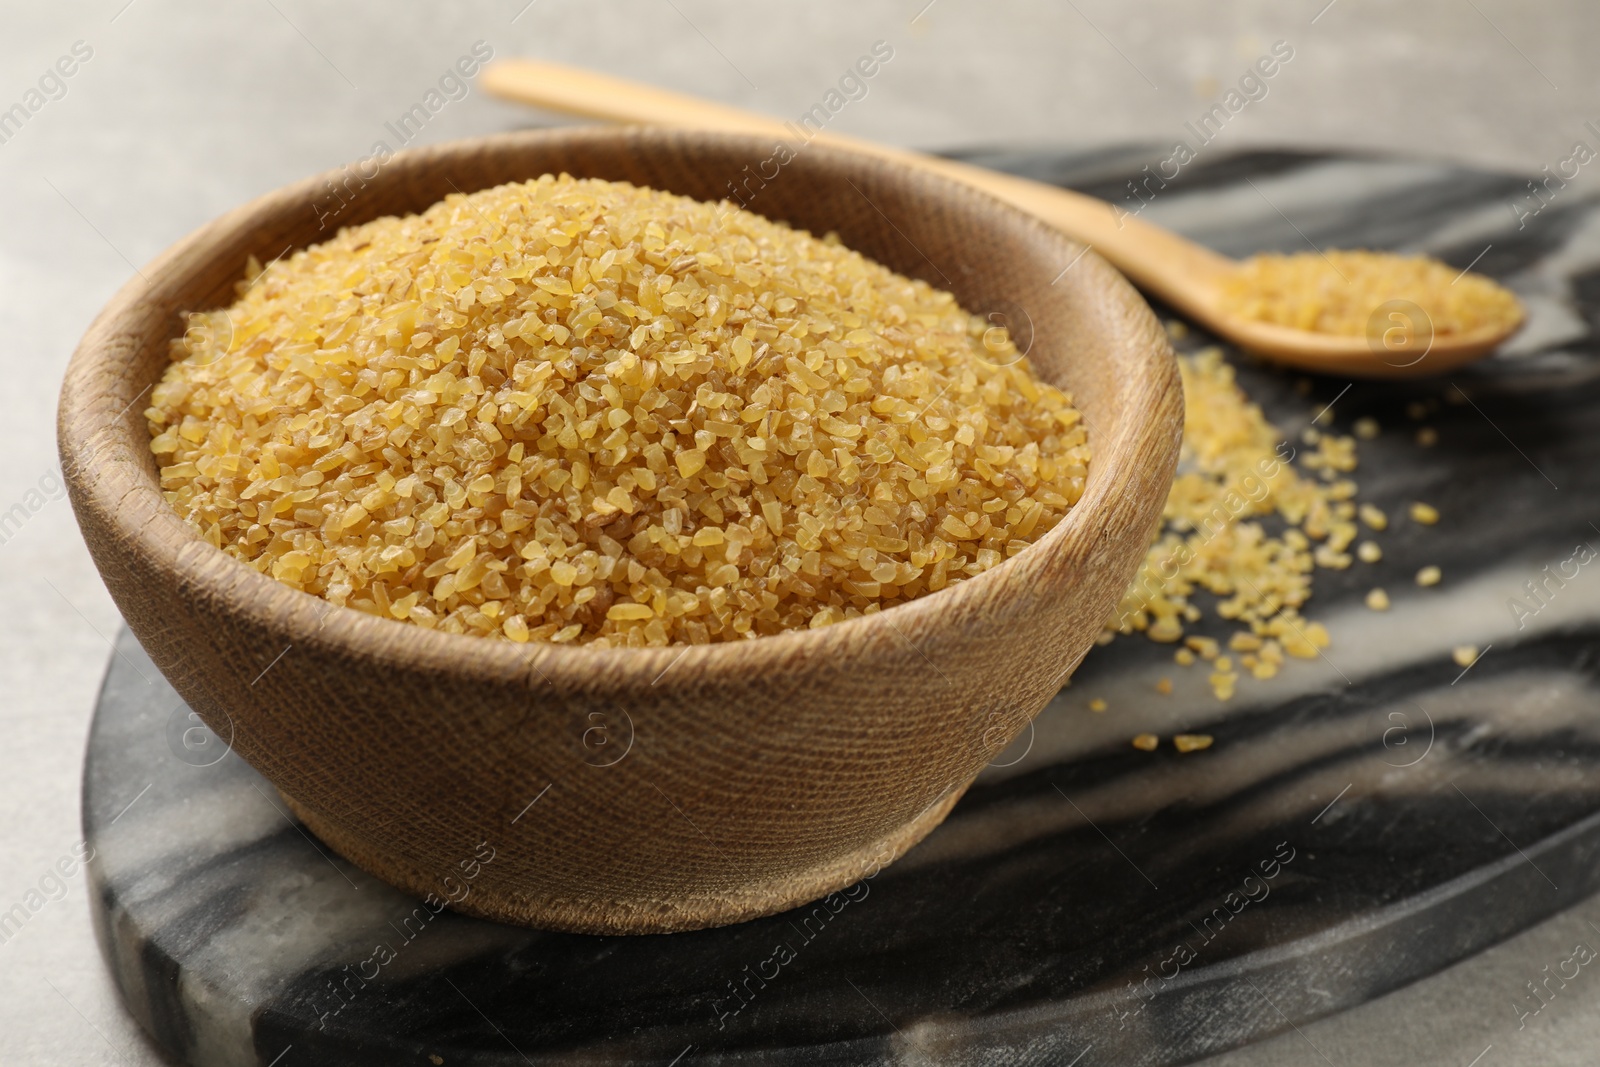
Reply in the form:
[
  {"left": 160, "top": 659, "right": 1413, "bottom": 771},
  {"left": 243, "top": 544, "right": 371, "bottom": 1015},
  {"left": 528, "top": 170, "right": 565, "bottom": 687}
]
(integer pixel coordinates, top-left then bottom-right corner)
[
  {"left": 1105, "top": 343, "right": 1361, "bottom": 698},
  {"left": 1219, "top": 250, "right": 1522, "bottom": 338},
  {"left": 148, "top": 176, "right": 1090, "bottom": 646}
]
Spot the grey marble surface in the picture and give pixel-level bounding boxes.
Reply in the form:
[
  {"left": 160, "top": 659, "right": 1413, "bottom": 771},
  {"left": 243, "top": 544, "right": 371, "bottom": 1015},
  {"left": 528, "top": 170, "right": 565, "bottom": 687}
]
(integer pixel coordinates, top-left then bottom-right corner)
[{"left": 5, "top": 3, "right": 1600, "bottom": 1064}]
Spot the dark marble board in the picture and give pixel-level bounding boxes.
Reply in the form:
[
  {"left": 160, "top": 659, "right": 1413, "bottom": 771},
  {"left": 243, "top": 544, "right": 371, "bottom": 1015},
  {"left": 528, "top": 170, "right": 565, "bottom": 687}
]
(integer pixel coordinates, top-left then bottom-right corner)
[{"left": 84, "top": 146, "right": 1600, "bottom": 1067}]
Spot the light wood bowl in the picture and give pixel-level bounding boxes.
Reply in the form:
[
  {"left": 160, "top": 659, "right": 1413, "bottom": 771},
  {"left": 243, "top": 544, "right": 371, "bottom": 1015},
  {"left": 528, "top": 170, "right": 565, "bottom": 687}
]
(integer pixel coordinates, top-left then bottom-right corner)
[{"left": 58, "top": 128, "right": 1182, "bottom": 934}]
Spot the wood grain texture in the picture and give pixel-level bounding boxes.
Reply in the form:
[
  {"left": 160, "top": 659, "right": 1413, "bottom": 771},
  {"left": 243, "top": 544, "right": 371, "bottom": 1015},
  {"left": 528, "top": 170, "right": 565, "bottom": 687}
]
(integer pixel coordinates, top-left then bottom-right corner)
[{"left": 56, "top": 128, "right": 1181, "bottom": 934}]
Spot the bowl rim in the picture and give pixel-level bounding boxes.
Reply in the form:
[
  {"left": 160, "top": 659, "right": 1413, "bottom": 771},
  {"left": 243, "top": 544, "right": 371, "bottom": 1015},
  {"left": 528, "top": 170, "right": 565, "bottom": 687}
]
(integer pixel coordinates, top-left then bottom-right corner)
[{"left": 59, "top": 126, "right": 1177, "bottom": 692}]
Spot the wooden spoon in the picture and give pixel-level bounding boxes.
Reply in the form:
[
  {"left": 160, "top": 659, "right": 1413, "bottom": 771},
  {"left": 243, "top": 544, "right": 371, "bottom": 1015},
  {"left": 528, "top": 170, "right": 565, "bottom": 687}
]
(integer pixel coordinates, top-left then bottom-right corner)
[{"left": 481, "top": 59, "right": 1523, "bottom": 378}]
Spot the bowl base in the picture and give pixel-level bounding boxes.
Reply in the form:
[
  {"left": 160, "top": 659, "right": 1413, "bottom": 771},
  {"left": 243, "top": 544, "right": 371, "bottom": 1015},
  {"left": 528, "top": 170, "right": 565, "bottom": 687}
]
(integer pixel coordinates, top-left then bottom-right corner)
[{"left": 279, "top": 784, "right": 967, "bottom": 934}]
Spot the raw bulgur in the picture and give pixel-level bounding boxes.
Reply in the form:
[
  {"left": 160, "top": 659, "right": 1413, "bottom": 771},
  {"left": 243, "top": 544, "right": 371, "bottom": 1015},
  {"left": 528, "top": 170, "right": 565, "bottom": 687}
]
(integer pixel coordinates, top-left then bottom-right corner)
[
  {"left": 148, "top": 176, "right": 1090, "bottom": 646},
  {"left": 1410, "top": 501, "right": 1440, "bottom": 525},
  {"left": 1218, "top": 250, "right": 1522, "bottom": 338},
  {"left": 1106, "top": 348, "right": 1341, "bottom": 696}
]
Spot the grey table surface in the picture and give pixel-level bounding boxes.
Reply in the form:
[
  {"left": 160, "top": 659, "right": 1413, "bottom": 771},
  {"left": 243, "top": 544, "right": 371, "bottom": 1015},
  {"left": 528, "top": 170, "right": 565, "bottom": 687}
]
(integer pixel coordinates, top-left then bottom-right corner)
[{"left": 3, "top": 2, "right": 1598, "bottom": 1064}]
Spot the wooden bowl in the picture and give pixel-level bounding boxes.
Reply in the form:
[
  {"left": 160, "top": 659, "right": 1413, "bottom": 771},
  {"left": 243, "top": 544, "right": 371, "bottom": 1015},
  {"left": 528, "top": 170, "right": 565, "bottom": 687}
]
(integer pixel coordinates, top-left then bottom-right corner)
[{"left": 58, "top": 128, "right": 1181, "bottom": 934}]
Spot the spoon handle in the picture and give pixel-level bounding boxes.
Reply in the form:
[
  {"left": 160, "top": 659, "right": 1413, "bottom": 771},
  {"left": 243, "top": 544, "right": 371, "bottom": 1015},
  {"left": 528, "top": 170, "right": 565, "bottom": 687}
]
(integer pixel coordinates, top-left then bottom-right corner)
[{"left": 481, "top": 59, "right": 1234, "bottom": 322}]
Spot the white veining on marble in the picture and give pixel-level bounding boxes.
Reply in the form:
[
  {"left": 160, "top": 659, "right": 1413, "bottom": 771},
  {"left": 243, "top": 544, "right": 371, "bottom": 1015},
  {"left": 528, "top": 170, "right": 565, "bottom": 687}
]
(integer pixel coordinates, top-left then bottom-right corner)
[
  {"left": 1502, "top": 207, "right": 1600, "bottom": 357},
  {"left": 1138, "top": 159, "right": 1459, "bottom": 238},
  {"left": 906, "top": 669, "right": 1600, "bottom": 879},
  {"left": 979, "top": 548, "right": 1600, "bottom": 783}
]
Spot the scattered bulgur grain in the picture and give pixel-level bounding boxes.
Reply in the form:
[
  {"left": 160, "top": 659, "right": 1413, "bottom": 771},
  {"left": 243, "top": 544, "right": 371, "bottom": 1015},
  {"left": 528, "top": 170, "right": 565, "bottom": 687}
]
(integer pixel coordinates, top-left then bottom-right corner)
[
  {"left": 1132, "top": 733, "right": 1160, "bottom": 752},
  {"left": 1452, "top": 644, "right": 1479, "bottom": 668},
  {"left": 1365, "top": 587, "right": 1390, "bottom": 611},
  {"left": 1217, "top": 251, "right": 1522, "bottom": 338},
  {"left": 1416, "top": 565, "right": 1442, "bottom": 587},
  {"left": 1415, "top": 427, "right": 1438, "bottom": 447},
  {"left": 1353, "top": 417, "right": 1380, "bottom": 440},
  {"left": 1088, "top": 698, "right": 1108, "bottom": 713},
  {"left": 1102, "top": 348, "right": 1385, "bottom": 700},
  {"left": 1100, "top": 334, "right": 1414, "bottom": 700},
  {"left": 1173, "top": 733, "right": 1214, "bottom": 753},
  {"left": 1155, "top": 677, "right": 1173, "bottom": 695},
  {"left": 1147, "top": 615, "right": 1183, "bottom": 643},
  {"left": 1314, "top": 544, "right": 1352, "bottom": 569},
  {"left": 1410, "top": 502, "right": 1440, "bottom": 525},
  {"left": 1277, "top": 618, "right": 1331, "bottom": 659},
  {"left": 148, "top": 176, "right": 1090, "bottom": 646}
]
